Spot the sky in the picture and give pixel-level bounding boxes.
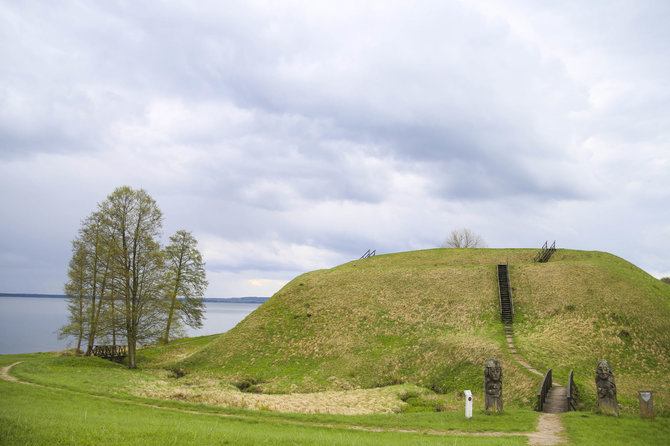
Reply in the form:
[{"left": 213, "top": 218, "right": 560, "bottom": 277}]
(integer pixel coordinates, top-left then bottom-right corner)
[{"left": 1, "top": 0, "right": 669, "bottom": 298}]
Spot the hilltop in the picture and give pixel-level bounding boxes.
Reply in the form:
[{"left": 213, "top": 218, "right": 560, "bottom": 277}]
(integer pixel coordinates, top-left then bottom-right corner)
[{"left": 174, "top": 248, "right": 670, "bottom": 411}]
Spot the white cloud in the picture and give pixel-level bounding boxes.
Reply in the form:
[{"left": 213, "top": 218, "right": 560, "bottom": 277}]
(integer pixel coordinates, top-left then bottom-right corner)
[
  {"left": 200, "top": 234, "right": 344, "bottom": 273},
  {"left": 206, "top": 270, "right": 288, "bottom": 298}
]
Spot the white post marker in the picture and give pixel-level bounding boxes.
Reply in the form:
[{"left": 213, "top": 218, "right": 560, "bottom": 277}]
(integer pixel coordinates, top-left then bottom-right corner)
[{"left": 464, "top": 390, "right": 473, "bottom": 418}]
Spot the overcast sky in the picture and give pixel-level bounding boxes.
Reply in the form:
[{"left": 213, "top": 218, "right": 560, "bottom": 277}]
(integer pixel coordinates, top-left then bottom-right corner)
[{"left": 1, "top": 1, "right": 669, "bottom": 297}]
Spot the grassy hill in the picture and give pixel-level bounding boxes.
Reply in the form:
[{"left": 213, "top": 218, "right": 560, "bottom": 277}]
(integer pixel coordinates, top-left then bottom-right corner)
[
  {"left": 175, "top": 248, "right": 670, "bottom": 413},
  {"left": 3, "top": 247, "right": 669, "bottom": 444}
]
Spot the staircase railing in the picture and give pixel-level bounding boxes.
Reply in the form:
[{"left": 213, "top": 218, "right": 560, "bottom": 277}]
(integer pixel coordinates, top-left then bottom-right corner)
[
  {"left": 535, "top": 369, "right": 553, "bottom": 412},
  {"left": 505, "top": 258, "right": 513, "bottom": 319},
  {"left": 534, "top": 240, "right": 556, "bottom": 263},
  {"left": 359, "top": 249, "right": 376, "bottom": 260}
]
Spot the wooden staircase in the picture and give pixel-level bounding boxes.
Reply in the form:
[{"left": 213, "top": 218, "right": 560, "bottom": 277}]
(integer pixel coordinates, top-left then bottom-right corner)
[
  {"left": 534, "top": 240, "right": 556, "bottom": 263},
  {"left": 497, "top": 264, "right": 513, "bottom": 324}
]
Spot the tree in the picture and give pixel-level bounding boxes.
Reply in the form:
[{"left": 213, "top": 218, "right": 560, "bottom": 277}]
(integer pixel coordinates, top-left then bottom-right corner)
[
  {"left": 162, "top": 230, "right": 208, "bottom": 343},
  {"left": 101, "top": 186, "right": 165, "bottom": 368},
  {"left": 79, "top": 211, "right": 115, "bottom": 356},
  {"left": 661, "top": 277, "right": 670, "bottom": 285},
  {"left": 60, "top": 186, "right": 208, "bottom": 367},
  {"left": 60, "top": 211, "right": 117, "bottom": 355},
  {"left": 441, "top": 228, "right": 487, "bottom": 248},
  {"left": 59, "top": 240, "right": 90, "bottom": 353}
]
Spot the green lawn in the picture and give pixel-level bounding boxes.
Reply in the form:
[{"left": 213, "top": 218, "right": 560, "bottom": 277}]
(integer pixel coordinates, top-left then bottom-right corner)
[
  {"left": 2, "top": 354, "right": 538, "bottom": 433},
  {"left": 562, "top": 411, "right": 670, "bottom": 445},
  {"left": 3, "top": 351, "right": 670, "bottom": 444},
  {"left": 1, "top": 363, "right": 529, "bottom": 445}
]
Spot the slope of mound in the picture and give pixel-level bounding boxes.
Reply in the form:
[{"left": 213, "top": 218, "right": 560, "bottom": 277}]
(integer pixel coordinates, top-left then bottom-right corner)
[
  {"left": 180, "top": 249, "right": 539, "bottom": 400},
  {"left": 178, "top": 248, "right": 670, "bottom": 412}
]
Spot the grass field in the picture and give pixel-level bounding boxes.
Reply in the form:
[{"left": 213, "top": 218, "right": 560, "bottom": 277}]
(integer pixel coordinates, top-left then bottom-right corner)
[
  {"left": 2, "top": 247, "right": 670, "bottom": 444},
  {"left": 2, "top": 354, "right": 538, "bottom": 445},
  {"left": 1, "top": 377, "right": 532, "bottom": 445},
  {"left": 2, "top": 352, "right": 670, "bottom": 445}
]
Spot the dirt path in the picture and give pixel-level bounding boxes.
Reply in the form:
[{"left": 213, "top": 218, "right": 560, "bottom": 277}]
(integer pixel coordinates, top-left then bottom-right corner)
[
  {"left": 1, "top": 361, "right": 23, "bottom": 382},
  {"left": 1, "top": 360, "right": 567, "bottom": 444},
  {"left": 527, "top": 413, "right": 567, "bottom": 445}
]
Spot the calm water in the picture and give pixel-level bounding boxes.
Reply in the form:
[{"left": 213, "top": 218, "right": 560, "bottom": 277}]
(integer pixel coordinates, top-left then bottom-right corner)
[{"left": 0, "top": 296, "right": 261, "bottom": 355}]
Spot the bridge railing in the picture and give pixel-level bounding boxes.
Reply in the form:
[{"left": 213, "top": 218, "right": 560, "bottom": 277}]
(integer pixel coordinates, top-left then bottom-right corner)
[
  {"left": 92, "top": 345, "right": 127, "bottom": 361},
  {"left": 535, "top": 368, "right": 553, "bottom": 411},
  {"left": 567, "top": 369, "right": 578, "bottom": 411}
]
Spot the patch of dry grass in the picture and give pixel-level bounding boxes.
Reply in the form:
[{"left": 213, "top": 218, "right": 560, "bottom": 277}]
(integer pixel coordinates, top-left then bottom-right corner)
[{"left": 130, "top": 378, "right": 428, "bottom": 415}]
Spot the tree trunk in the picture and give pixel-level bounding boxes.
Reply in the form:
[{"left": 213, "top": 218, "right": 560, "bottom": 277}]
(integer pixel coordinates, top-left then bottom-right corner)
[
  {"left": 164, "top": 249, "right": 184, "bottom": 343},
  {"left": 111, "top": 296, "right": 117, "bottom": 347},
  {"left": 76, "top": 294, "right": 84, "bottom": 354},
  {"left": 86, "top": 271, "right": 108, "bottom": 355},
  {"left": 164, "top": 297, "right": 175, "bottom": 343},
  {"left": 127, "top": 334, "right": 137, "bottom": 369}
]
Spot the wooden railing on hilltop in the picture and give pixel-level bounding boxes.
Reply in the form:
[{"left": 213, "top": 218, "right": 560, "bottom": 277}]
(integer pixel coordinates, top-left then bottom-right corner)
[
  {"left": 534, "top": 241, "right": 556, "bottom": 263},
  {"left": 359, "top": 249, "right": 376, "bottom": 260}
]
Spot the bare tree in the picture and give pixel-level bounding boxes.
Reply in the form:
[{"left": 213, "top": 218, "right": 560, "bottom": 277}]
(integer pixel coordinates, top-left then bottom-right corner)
[{"left": 441, "top": 228, "right": 487, "bottom": 248}]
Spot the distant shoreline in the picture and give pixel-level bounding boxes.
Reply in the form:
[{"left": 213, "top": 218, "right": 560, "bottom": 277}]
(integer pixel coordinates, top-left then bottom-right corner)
[{"left": 0, "top": 293, "right": 269, "bottom": 303}]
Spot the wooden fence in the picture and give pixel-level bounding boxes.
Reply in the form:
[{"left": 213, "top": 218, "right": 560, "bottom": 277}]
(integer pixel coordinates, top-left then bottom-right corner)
[{"left": 92, "top": 345, "right": 127, "bottom": 361}]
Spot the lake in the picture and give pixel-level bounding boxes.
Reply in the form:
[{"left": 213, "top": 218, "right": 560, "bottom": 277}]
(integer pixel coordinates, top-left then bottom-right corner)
[{"left": 0, "top": 296, "right": 262, "bottom": 355}]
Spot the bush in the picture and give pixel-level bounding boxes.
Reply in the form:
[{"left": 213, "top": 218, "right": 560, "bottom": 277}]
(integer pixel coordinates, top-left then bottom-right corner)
[
  {"left": 232, "top": 377, "right": 263, "bottom": 393},
  {"left": 166, "top": 366, "right": 187, "bottom": 378}
]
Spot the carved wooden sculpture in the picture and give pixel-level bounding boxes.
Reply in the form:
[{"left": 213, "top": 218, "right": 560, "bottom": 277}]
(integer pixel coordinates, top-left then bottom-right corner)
[
  {"left": 595, "top": 359, "right": 619, "bottom": 416},
  {"left": 484, "top": 358, "right": 503, "bottom": 412}
]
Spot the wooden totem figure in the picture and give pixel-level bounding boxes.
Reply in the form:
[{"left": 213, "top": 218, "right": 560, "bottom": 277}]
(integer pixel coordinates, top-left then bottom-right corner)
[{"left": 484, "top": 358, "right": 503, "bottom": 412}]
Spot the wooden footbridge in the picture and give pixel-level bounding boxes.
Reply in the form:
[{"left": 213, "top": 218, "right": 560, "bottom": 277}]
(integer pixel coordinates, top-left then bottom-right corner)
[
  {"left": 535, "top": 369, "right": 578, "bottom": 413},
  {"left": 91, "top": 345, "right": 127, "bottom": 362}
]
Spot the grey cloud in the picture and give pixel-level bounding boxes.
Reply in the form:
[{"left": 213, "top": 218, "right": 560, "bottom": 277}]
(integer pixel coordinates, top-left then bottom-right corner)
[{"left": 1, "top": 1, "right": 669, "bottom": 296}]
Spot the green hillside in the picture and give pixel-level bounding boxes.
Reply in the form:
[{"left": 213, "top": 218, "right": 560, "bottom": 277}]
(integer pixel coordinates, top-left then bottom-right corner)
[{"left": 177, "top": 248, "right": 670, "bottom": 412}]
